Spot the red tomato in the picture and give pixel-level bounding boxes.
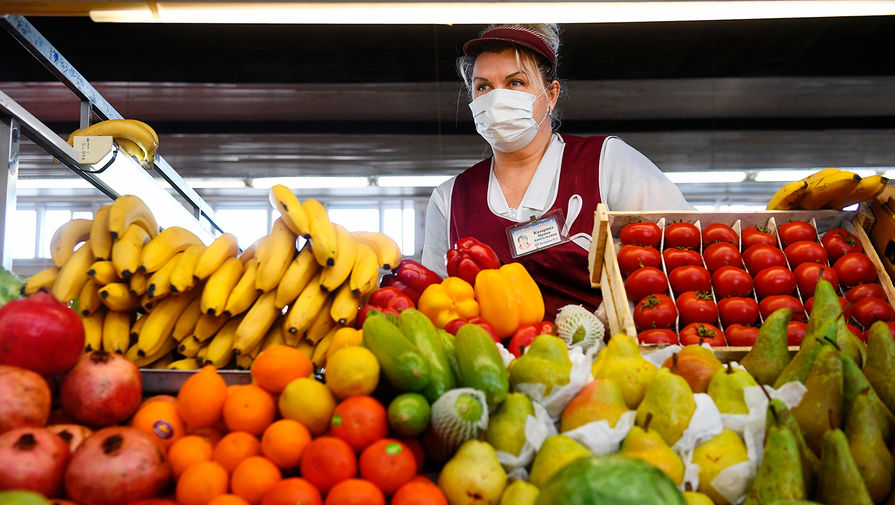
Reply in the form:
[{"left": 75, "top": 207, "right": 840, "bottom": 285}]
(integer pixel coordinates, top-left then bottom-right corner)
[
  {"left": 617, "top": 245, "right": 662, "bottom": 277},
  {"left": 741, "top": 225, "right": 778, "bottom": 250},
  {"left": 717, "top": 297, "right": 760, "bottom": 326},
  {"left": 793, "top": 263, "right": 838, "bottom": 298},
  {"left": 777, "top": 221, "right": 817, "bottom": 247},
  {"left": 624, "top": 266, "right": 669, "bottom": 302},
  {"left": 848, "top": 323, "right": 864, "bottom": 342},
  {"left": 619, "top": 222, "right": 662, "bottom": 247},
  {"left": 821, "top": 227, "right": 863, "bottom": 262},
  {"left": 669, "top": 265, "right": 712, "bottom": 296},
  {"left": 754, "top": 265, "right": 797, "bottom": 298},
  {"left": 725, "top": 324, "right": 759, "bottom": 346},
  {"left": 851, "top": 297, "right": 895, "bottom": 328},
  {"left": 845, "top": 283, "right": 887, "bottom": 304},
  {"left": 634, "top": 294, "right": 678, "bottom": 330},
  {"left": 664, "top": 222, "right": 701, "bottom": 250},
  {"left": 702, "top": 223, "right": 738, "bottom": 246},
  {"left": 759, "top": 294, "right": 806, "bottom": 321},
  {"left": 676, "top": 290, "right": 719, "bottom": 326},
  {"left": 804, "top": 296, "right": 851, "bottom": 320},
  {"left": 638, "top": 328, "right": 679, "bottom": 345},
  {"left": 702, "top": 242, "right": 743, "bottom": 272},
  {"left": 787, "top": 320, "right": 807, "bottom": 346},
  {"left": 863, "top": 320, "right": 895, "bottom": 342},
  {"left": 742, "top": 244, "right": 787, "bottom": 276},
  {"left": 663, "top": 248, "right": 703, "bottom": 272},
  {"left": 712, "top": 266, "right": 754, "bottom": 298},
  {"left": 784, "top": 240, "right": 829, "bottom": 267},
  {"left": 679, "top": 322, "right": 726, "bottom": 346},
  {"left": 833, "top": 252, "right": 877, "bottom": 288}
]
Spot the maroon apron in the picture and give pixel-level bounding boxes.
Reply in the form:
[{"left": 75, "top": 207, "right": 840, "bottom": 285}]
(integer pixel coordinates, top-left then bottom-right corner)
[{"left": 450, "top": 134, "right": 605, "bottom": 319}]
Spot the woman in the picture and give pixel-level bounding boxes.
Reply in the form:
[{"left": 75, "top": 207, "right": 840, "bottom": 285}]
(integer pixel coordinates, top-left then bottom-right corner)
[{"left": 422, "top": 24, "right": 693, "bottom": 317}]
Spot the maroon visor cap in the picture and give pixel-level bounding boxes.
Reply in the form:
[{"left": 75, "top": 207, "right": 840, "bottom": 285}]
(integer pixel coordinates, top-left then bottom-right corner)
[{"left": 462, "top": 25, "right": 557, "bottom": 68}]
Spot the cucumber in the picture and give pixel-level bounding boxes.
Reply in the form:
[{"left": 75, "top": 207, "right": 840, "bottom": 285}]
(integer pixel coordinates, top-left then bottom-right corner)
[
  {"left": 362, "top": 314, "right": 430, "bottom": 392},
  {"left": 455, "top": 323, "right": 510, "bottom": 410},
  {"left": 437, "top": 328, "right": 462, "bottom": 381},
  {"left": 398, "top": 308, "right": 456, "bottom": 403}
]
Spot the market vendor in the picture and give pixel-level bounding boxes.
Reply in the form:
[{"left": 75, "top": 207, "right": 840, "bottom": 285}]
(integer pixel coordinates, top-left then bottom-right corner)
[{"left": 421, "top": 23, "right": 694, "bottom": 318}]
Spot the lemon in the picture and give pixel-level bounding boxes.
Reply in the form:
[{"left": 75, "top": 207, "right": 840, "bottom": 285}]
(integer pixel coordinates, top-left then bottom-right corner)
[
  {"left": 278, "top": 377, "right": 335, "bottom": 436},
  {"left": 324, "top": 345, "right": 380, "bottom": 399}
]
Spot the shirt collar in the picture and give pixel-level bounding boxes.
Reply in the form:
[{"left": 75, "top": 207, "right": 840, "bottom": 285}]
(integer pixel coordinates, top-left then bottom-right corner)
[{"left": 518, "top": 133, "right": 564, "bottom": 212}]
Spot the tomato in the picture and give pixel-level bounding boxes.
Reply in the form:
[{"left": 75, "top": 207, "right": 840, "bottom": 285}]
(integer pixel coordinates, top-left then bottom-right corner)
[
  {"left": 624, "top": 266, "right": 669, "bottom": 302},
  {"left": 863, "top": 320, "right": 895, "bottom": 342},
  {"left": 702, "top": 242, "right": 743, "bottom": 272},
  {"left": 634, "top": 294, "right": 678, "bottom": 331},
  {"left": 617, "top": 245, "right": 662, "bottom": 277},
  {"left": 676, "top": 290, "right": 719, "bottom": 326},
  {"left": 619, "top": 222, "right": 662, "bottom": 248},
  {"left": 664, "top": 222, "right": 701, "bottom": 250},
  {"left": 851, "top": 297, "right": 895, "bottom": 328},
  {"left": 712, "top": 266, "right": 754, "bottom": 298},
  {"left": 777, "top": 221, "right": 817, "bottom": 247},
  {"left": 787, "top": 320, "right": 807, "bottom": 346},
  {"left": 742, "top": 244, "right": 787, "bottom": 276},
  {"left": 679, "top": 322, "right": 726, "bottom": 346},
  {"left": 833, "top": 252, "right": 877, "bottom": 288},
  {"left": 845, "top": 283, "right": 887, "bottom": 304},
  {"left": 821, "top": 227, "right": 863, "bottom": 262},
  {"left": 668, "top": 265, "right": 712, "bottom": 296},
  {"left": 717, "top": 297, "right": 760, "bottom": 326},
  {"left": 804, "top": 295, "right": 851, "bottom": 321},
  {"left": 754, "top": 265, "right": 797, "bottom": 298},
  {"left": 759, "top": 294, "right": 806, "bottom": 321},
  {"left": 638, "top": 328, "right": 679, "bottom": 345},
  {"left": 702, "top": 223, "right": 738, "bottom": 246},
  {"left": 741, "top": 225, "right": 777, "bottom": 250},
  {"left": 783, "top": 240, "right": 829, "bottom": 267},
  {"left": 725, "top": 324, "right": 759, "bottom": 346},
  {"left": 663, "top": 248, "right": 703, "bottom": 272},
  {"left": 793, "top": 263, "right": 838, "bottom": 298},
  {"left": 848, "top": 323, "right": 864, "bottom": 342}
]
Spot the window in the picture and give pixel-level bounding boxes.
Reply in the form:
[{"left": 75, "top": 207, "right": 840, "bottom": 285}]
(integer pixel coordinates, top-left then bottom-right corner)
[
  {"left": 10, "top": 209, "right": 37, "bottom": 259},
  {"left": 214, "top": 207, "right": 271, "bottom": 250}
]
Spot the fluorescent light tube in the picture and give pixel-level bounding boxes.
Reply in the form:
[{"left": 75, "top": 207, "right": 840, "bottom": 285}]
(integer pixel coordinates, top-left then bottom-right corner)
[
  {"left": 250, "top": 176, "right": 370, "bottom": 189},
  {"left": 754, "top": 170, "right": 820, "bottom": 182},
  {"left": 17, "top": 178, "right": 95, "bottom": 189},
  {"left": 665, "top": 171, "right": 747, "bottom": 184},
  {"left": 183, "top": 177, "right": 247, "bottom": 189},
  {"left": 376, "top": 175, "right": 453, "bottom": 188}
]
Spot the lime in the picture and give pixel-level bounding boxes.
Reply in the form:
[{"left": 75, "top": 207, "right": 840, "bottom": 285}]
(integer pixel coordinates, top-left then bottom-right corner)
[{"left": 387, "top": 392, "right": 431, "bottom": 437}]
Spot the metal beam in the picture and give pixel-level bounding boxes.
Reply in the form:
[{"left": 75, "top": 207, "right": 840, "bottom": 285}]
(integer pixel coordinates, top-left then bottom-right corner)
[{"left": 0, "top": 115, "right": 18, "bottom": 270}]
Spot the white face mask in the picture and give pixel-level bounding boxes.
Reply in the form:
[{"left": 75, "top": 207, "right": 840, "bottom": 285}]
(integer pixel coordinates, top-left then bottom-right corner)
[{"left": 469, "top": 88, "right": 550, "bottom": 153}]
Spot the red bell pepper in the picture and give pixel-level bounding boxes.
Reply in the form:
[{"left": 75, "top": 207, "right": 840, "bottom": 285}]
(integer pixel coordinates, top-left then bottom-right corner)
[
  {"left": 357, "top": 286, "right": 415, "bottom": 327},
  {"left": 379, "top": 273, "right": 422, "bottom": 303},
  {"left": 393, "top": 259, "right": 442, "bottom": 302},
  {"left": 444, "top": 315, "right": 500, "bottom": 343},
  {"left": 508, "top": 321, "right": 556, "bottom": 358},
  {"left": 446, "top": 236, "right": 501, "bottom": 285}
]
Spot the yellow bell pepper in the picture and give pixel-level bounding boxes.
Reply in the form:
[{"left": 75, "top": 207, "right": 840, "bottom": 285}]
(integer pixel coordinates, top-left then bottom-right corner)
[
  {"left": 417, "top": 276, "right": 480, "bottom": 329},
  {"left": 474, "top": 262, "right": 545, "bottom": 338}
]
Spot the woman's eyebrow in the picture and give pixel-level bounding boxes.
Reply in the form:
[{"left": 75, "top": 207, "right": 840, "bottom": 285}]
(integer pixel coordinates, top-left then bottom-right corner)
[{"left": 473, "top": 71, "right": 524, "bottom": 82}]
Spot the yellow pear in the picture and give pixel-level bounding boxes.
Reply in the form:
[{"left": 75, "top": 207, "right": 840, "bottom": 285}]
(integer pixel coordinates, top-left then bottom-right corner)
[
  {"left": 692, "top": 429, "right": 749, "bottom": 505},
  {"left": 635, "top": 368, "right": 696, "bottom": 446},
  {"left": 560, "top": 378, "right": 629, "bottom": 432},
  {"left": 618, "top": 414, "right": 685, "bottom": 485},
  {"left": 592, "top": 333, "right": 658, "bottom": 409}
]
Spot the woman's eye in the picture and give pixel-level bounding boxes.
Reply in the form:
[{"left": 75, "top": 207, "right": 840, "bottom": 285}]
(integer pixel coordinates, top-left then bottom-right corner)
[
  {"left": 475, "top": 84, "right": 489, "bottom": 92},
  {"left": 510, "top": 79, "right": 524, "bottom": 87}
]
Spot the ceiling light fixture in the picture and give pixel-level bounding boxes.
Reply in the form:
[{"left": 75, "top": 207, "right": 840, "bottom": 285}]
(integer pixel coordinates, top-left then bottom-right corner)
[
  {"left": 665, "top": 171, "right": 748, "bottom": 184},
  {"left": 183, "top": 177, "right": 248, "bottom": 189},
  {"left": 16, "top": 178, "right": 95, "bottom": 189},
  {"left": 249, "top": 176, "right": 370, "bottom": 189},
  {"left": 753, "top": 169, "right": 820, "bottom": 182},
  {"left": 376, "top": 175, "right": 453, "bottom": 188}
]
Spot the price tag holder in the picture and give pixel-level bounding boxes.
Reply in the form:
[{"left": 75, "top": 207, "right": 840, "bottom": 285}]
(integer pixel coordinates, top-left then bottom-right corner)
[
  {"left": 506, "top": 208, "right": 569, "bottom": 258},
  {"left": 72, "top": 135, "right": 114, "bottom": 165}
]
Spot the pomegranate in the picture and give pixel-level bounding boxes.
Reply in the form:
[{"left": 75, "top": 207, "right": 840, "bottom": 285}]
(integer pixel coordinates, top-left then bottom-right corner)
[
  {"left": 0, "top": 364, "right": 51, "bottom": 433},
  {"left": 59, "top": 350, "right": 142, "bottom": 427},
  {"left": 0, "top": 291, "right": 84, "bottom": 376},
  {"left": 65, "top": 427, "right": 171, "bottom": 505},
  {"left": 47, "top": 424, "right": 93, "bottom": 453},
  {"left": 0, "top": 427, "right": 70, "bottom": 497}
]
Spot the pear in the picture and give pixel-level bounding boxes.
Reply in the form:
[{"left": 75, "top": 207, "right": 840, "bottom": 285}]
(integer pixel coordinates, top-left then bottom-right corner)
[
  {"left": 528, "top": 434, "right": 593, "bottom": 488},
  {"left": 742, "top": 424, "right": 805, "bottom": 505},
  {"left": 707, "top": 362, "right": 758, "bottom": 414},
  {"left": 484, "top": 392, "right": 534, "bottom": 457},
  {"left": 845, "top": 391, "right": 895, "bottom": 503},
  {"left": 438, "top": 439, "right": 507, "bottom": 505},
  {"left": 841, "top": 352, "right": 895, "bottom": 445},
  {"left": 619, "top": 413, "right": 685, "bottom": 485},
  {"left": 560, "top": 378, "right": 628, "bottom": 432},
  {"left": 791, "top": 343, "right": 843, "bottom": 455},
  {"left": 662, "top": 344, "right": 724, "bottom": 393},
  {"left": 818, "top": 424, "right": 873, "bottom": 505},
  {"left": 864, "top": 320, "right": 895, "bottom": 414},
  {"left": 508, "top": 335, "right": 571, "bottom": 396},
  {"left": 636, "top": 367, "right": 696, "bottom": 446},
  {"left": 683, "top": 491, "right": 715, "bottom": 505},
  {"left": 499, "top": 479, "right": 539, "bottom": 505},
  {"left": 766, "top": 399, "right": 819, "bottom": 494},
  {"left": 592, "top": 333, "right": 657, "bottom": 409},
  {"left": 692, "top": 429, "right": 750, "bottom": 505},
  {"left": 808, "top": 278, "right": 865, "bottom": 365},
  {"left": 0, "top": 491, "right": 52, "bottom": 505},
  {"left": 773, "top": 317, "right": 836, "bottom": 388},
  {"left": 741, "top": 307, "right": 792, "bottom": 385}
]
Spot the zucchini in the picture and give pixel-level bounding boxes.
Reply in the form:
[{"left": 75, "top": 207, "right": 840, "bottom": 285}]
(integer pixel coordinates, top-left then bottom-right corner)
[
  {"left": 362, "top": 313, "right": 430, "bottom": 392},
  {"left": 455, "top": 323, "right": 509, "bottom": 410},
  {"left": 398, "top": 308, "right": 456, "bottom": 403}
]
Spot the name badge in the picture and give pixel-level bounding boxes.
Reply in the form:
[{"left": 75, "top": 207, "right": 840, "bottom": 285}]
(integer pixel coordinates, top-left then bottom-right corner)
[{"left": 506, "top": 209, "right": 569, "bottom": 258}]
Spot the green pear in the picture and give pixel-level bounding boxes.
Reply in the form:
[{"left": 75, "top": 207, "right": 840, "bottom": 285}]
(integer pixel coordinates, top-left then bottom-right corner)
[
  {"left": 807, "top": 278, "right": 865, "bottom": 365},
  {"left": 484, "top": 392, "right": 535, "bottom": 456},
  {"left": 742, "top": 424, "right": 806, "bottom": 505},
  {"left": 683, "top": 491, "right": 715, "bottom": 505},
  {"left": 499, "top": 479, "right": 539, "bottom": 505},
  {"left": 818, "top": 426, "right": 873, "bottom": 505},
  {"left": 692, "top": 429, "right": 750, "bottom": 505},
  {"left": 438, "top": 439, "right": 507, "bottom": 505},
  {"left": 619, "top": 413, "right": 685, "bottom": 485},
  {"left": 508, "top": 335, "right": 571, "bottom": 396},
  {"left": 592, "top": 333, "right": 658, "bottom": 409},
  {"left": 707, "top": 362, "right": 759, "bottom": 414},
  {"left": 560, "top": 378, "right": 628, "bottom": 432},
  {"left": 791, "top": 343, "right": 844, "bottom": 455},
  {"left": 741, "top": 307, "right": 792, "bottom": 385},
  {"left": 528, "top": 434, "right": 594, "bottom": 488},
  {"left": 0, "top": 491, "right": 52, "bottom": 505},
  {"left": 864, "top": 320, "right": 895, "bottom": 414},
  {"left": 773, "top": 317, "right": 836, "bottom": 388},
  {"left": 766, "top": 399, "right": 819, "bottom": 494},
  {"left": 845, "top": 391, "right": 895, "bottom": 503},
  {"left": 636, "top": 367, "right": 696, "bottom": 446},
  {"left": 841, "top": 352, "right": 895, "bottom": 445}
]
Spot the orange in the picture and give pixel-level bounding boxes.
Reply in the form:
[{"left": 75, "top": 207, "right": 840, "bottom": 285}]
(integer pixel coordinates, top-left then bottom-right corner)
[
  {"left": 231, "top": 455, "right": 282, "bottom": 505},
  {"left": 391, "top": 478, "right": 449, "bottom": 505},
  {"left": 261, "top": 419, "right": 311, "bottom": 470},
  {"left": 214, "top": 431, "right": 262, "bottom": 473},
  {"left": 329, "top": 395, "right": 388, "bottom": 453},
  {"left": 175, "top": 460, "right": 229, "bottom": 505},
  {"left": 299, "top": 436, "right": 357, "bottom": 494},
  {"left": 168, "top": 435, "right": 215, "bottom": 478},
  {"left": 251, "top": 345, "right": 313, "bottom": 393},
  {"left": 359, "top": 438, "right": 417, "bottom": 494},
  {"left": 188, "top": 425, "right": 225, "bottom": 446},
  {"left": 208, "top": 495, "right": 251, "bottom": 505},
  {"left": 260, "top": 477, "right": 322, "bottom": 505},
  {"left": 222, "top": 384, "right": 276, "bottom": 435},
  {"left": 323, "top": 478, "right": 385, "bottom": 505},
  {"left": 177, "top": 365, "right": 228, "bottom": 429},
  {"left": 131, "top": 397, "right": 186, "bottom": 448}
]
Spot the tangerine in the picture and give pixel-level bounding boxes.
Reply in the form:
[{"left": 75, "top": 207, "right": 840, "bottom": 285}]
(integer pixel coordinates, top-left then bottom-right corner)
[
  {"left": 168, "top": 435, "right": 214, "bottom": 478},
  {"left": 222, "top": 384, "right": 276, "bottom": 435},
  {"left": 207, "top": 495, "right": 251, "bottom": 505},
  {"left": 261, "top": 419, "right": 311, "bottom": 470},
  {"left": 177, "top": 365, "right": 228, "bottom": 429},
  {"left": 214, "top": 431, "right": 261, "bottom": 473},
  {"left": 231, "top": 455, "right": 282, "bottom": 505},
  {"left": 260, "top": 477, "right": 323, "bottom": 505},
  {"left": 251, "top": 344, "right": 313, "bottom": 393},
  {"left": 131, "top": 397, "right": 185, "bottom": 448},
  {"left": 175, "top": 460, "right": 229, "bottom": 505}
]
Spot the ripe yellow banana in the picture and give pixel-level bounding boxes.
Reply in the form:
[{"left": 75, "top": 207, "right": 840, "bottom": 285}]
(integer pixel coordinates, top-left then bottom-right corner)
[
  {"left": 798, "top": 169, "right": 862, "bottom": 210},
  {"left": 87, "top": 260, "right": 119, "bottom": 285},
  {"left": 89, "top": 204, "right": 114, "bottom": 261},
  {"left": 234, "top": 353, "right": 255, "bottom": 370},
  {"left": 23, "top": 266, "right": 59, "bottom": 295},
  {"left": 233, "top": 290, "right": 280, "bottom": 355},
  {"left": 824, "top": 174, "right": 890, "bottom": 209},
  {"left": 254, "top": 316, "right": 286, "bottom": 358},
  {"left": 331, "top": 281, "right": 361, "bottom": 326},
  {"left": 269, "top": 184, "right": 311, "bottom": 237},
  {"left": 201, "top": 256, "right": 244, "bottom": 316},
  {"left": 126, "top": 119, "right": 160, "bottom": 145},
  {"left": 168, "top": 358, "right": 200, "bottom": 370},
  {"left": 767, "top": 180, "right": 809, "bottom": 210},
  {"left": 177, "top": 335, "right": 203, "bottom": 358},
  {"left": 129, "top": 337, "right": 177, "bottom": 368},
  {"left": 50, "top": 218, "right": 93, "bottom": 268},
  {"left": 255, "top": 217, "right": 297, "bottom": 293},
  {"left": 111, "top": 223, "right": 151, "bottom": 279},
  {"left": 135, "top": 288, "right": 202, "bottom": 358},
  {"left": 52, "top": 242, "right": 94, "bottom": 304},
  {"left": 193, "top": 312, "right": 230, "bottom": 343},
  {"left": 129, "top": 271, "right": 149, "bottom": 296},
  {"left": 140, "top": 292, "right": 155, "bottom": 312},
  {"left": 205, "top": 318, "right": 240, "bottom": 368},
  {"left": 146, "top": 250, "right": 183, "bottom": 300},
  {"left": 311, "top": 327, "right": 339, "bottom": 368},
  {"left": 349, "top": 242, "right": 380, "bottom": 296},
  {"left": 169, "top": 243, "right": 206, "bottom": 293},
  {"left": 70, "top": 120, "right": 158, "bottom": 169},
  {"left": 296, "top": 338, "right": 314, "bottom": 361},
  {"left": 78, "top": 279, "right": 103, "bottom": 316},
  {"left": 284, "top": 272, "right": 330, "bottom": 336},
  {"left": 194, "top": 232, "right": 239, "bottom": 280},
  {"left": 172, "top": 297, "right": 203, "bottom": 342},
  {"left": 130, "top": 314, "right": 147, "bottom": 342},
  {"left": 114, "top": 137, "right": 145, "bottom": 161},
  {"left": 98, "top": 282, "right": 140, "bottom": 312},
  {"left": 283, "top": 323, "right": 304, "bottom": 347},
  {"left": 305, "top": 296, "right": 336, "bottom": 345},
  {"left": 319, "top": 224, "right": 357, "bottom": 293},
  {"left": 148, "top": 353, "right": 176, "bottom": 369},
  {"left": 140, "top": 226, "right": 203, "bottom": 274},
  {"left": 274, "top": 245, "right": 319, "bottom": 309},
  {"left": 196, "top": 341, "right": 210, "bottom": 363},
  {"left": 81, "top": 309, "right": 105, "bottom": 352},
  {"left": 102, "top": 310, "right": 133, "bottom": 354},
  {"left": 301, "top": 199, "right": 338, "bottom": 267},
  {"left": 223, "top": 260, "right": 260, "bottom": 317},
  {"left": 108, "top": 194, "right": 158, "bottom": 240},
  {"left": 239, "top": 239, "right": 258, "bottom": 265},
  {"left": 351, "top": 231, "right": 402, "bottom": 270}
]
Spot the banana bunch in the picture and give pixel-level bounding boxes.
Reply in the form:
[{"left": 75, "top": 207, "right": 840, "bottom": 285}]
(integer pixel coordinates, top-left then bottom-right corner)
[
  {"left": 65, "top": 119, "right": 159, "bottom": 169},
  {"left": 767, "top": 167, "right": 890, "bottom": 210}
]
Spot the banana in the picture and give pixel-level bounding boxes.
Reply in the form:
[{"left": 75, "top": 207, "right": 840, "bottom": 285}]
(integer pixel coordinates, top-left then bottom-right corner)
[
  {"left": 824, "top": 174, "right": 890, "bottom": 209},
  {"left": 253, "top": 316, "right": 286, "bottom": 359},
  {"left": 87, "top": 260, "right": 119, "bottom": 285},
  {"left": 70, "top": 120, "right": 158, "bottom": 168},
  {"left": 140, "top": 292, "right": 155, "bottom": 312},
  {"left": 798, "top": 169, "right": 862, "bottom": 210},
  {"left": 311, "top": 326, "right": 339, "bottom": 368},
  {"left": 201, "top": 256, "right": 244, "bottom": 316},
  {"left": 147, "top": 352, "right": 175, "bottom": 370},
  {"left": 51, "top": 242, "right": 94, "bottom": 304},
  {"left": 172, "top": 297, "right": 203, "bottom": 342},
  {"left": 284, "top": 272, "right": 330, "bottom": 336},
  {"left": 111, "top": 223, "right": 151, "bottom": 279},
  {"left": 146, "top": 250, "right": 183, "bottom": 300},
  {"left": 126, "top": 118, "right": 160, "bottom": 145},
  {"left": 330, "top": 281, "right": 361, "bottom": 327},
  {"left": 177, "top": 335, "right": 202, "bottom": 358},
  {"left": 351, "top": 231, "right": 402, "bottom": 270},
  {"left": 50, "top": 218, "right": 93, "bottom": 268},
  {"left": 115, "top": 137, "right": 145, "bottom": 162},
  {"left": 348, "top": 242, "right": 380, "bottom": 296},
  {"left": 194, "top": 233, "right": 239, "bottom": 280},
  {"left": 223, "top": 260, "right": 260, "bottom": 317},
  {"left": 135, "top": 288, "right": 202, "bottom": 358},
  {"left": 89, "top": 205, "right": 114, "bottom": 260},
  {"left": 234, "top": 353, "right": 255, "bottom": 370},
  {"left": 305, "top": 296, "right": 336, "bottom": 345},
  {"left": 239, "top": 239, "right": 258, "bottom": 266},
  {"left": 129, "top": 270, "right": 150, "bottom": 296},
  {"left": 98, "top": 282, "right": 140, "bottom": 312},
  {"left": 193, "top": 312, "right": 230, "bottom": 343},
  {"left": 81, "top": 309, "right": 105, "bottom": 352},
  {"left": 319, "top": 224, "right": 357, "bottom": 293},
  {"left": 205, "top": 318, "right": 240, "bottom": 368},
  {"left": 283, "top": 323, "right": 304, "bottom": 347},
  {"left": 167, "top": 358, "right": 201, "bottom": 370},
  {"left": 301, "top": 199, "right": 338, "bottom": 267},
  {"left": 78, "top": 279, "right": 103, "bottom": 316},
  {"left": 196, "top": 340, "right": 210, "bottom": 363},
  {"left": 274, "top": 245, "right": 319, "bottom": 309},
  {"left": 102, "top": 310, "right": 133, "bottom": 354},
  {"left": 269, "top": 184, "right": 311, "bottom": 237},
  {"left": 129, "top": 337, "right": 177, "bottom": 368},
  {"left": 139, "top": 226, "right": 203, "bottom": 274},
  {"left": 296, "top": 338, "right": 314, "bottom": 361},
  {"left": 255, "top": 217, "right": 298, "bottom": 293},
  {"left": 130, "top": 314, "right": 147, "bottom": 342},
  {"left": 233, "top": 290, "right": 280, "bottom": 355},
  {"left": 169, "top": 243, "right": 206, "bottom": 294},
  {"left": 23, "top": 266, "right": 59, "bottom": 295},
  {"left": 108, "top": 194, "right": 158, "bottom": 240}
]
